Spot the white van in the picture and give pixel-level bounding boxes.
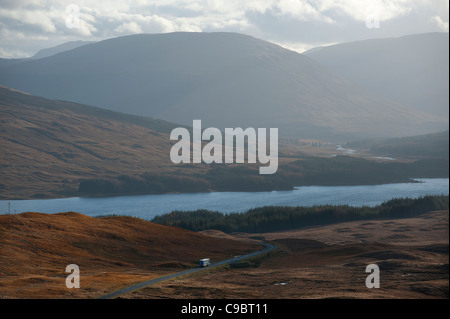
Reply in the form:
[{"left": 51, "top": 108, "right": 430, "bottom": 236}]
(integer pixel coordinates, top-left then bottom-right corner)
[{"left": 199, "top": 258, "right": 210, "bottom": 267}]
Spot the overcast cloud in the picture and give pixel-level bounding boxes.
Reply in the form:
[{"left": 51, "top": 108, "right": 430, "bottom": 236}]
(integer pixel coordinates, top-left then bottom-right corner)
[{"left": 0, "top": 0, "right": 448, "bottom": 58}]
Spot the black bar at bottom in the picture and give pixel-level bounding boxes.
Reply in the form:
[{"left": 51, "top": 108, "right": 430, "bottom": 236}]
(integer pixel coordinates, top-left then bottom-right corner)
[{"left": 0, "top": 299, "right": 447, "bottom": 318}]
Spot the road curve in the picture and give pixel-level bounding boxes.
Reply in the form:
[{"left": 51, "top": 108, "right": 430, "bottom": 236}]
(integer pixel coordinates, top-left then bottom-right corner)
[{"left": 97, "top": 242, "right": 276, "bottom": 299}]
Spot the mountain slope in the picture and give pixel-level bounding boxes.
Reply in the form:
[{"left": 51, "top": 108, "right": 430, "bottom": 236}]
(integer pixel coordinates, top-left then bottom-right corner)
[
  {"left": 0, "top": 86, "right": 184, "bottom": 199},
  {"left": 305, "top": 32, "right": 449, "bottom": 118},
  {"left": 0, "top": 212, "right": 258, "bottom": 298},
  {"left": 1, "top": 86, "right": 447, "bottom": 199},
  {"left": 0, "top": 58, "right": 26, "bottom": 68},
  {"left": 346, "top": 130, "right": 449, "bottom": 159},
  {"left": 31, "top": 40, "right": 95, "bottom": 60},
  {"left": 0, "top": 32, "right": 445, "bottom": 139}
]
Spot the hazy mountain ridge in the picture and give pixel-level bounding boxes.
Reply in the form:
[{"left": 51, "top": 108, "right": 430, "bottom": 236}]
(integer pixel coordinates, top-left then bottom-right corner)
[
  {"left": 0, "top": 41, "right": 94, "bottom": 68},
  {"left": 0, "top": 32, "right": 445, "bottom": 140},
  {"left": 31, "top": 40, "right": 95, "bottom": 60},
  {"left": 305, "top": 32, "right": 449, "bottom": 118}
]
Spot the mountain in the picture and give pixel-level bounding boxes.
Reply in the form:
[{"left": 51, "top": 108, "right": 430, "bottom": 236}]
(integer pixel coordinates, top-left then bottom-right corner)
[
  {"left": 0, "top": 85, "right": 182, "bottom": 199},
  {"left": 31, "top": 40, "right": 95, "bottom": 60},
  {"left": 1, "top": 85, "right": 447, "bottom": 199},
  {"left": 304, "top": 32, "right": 449, "bottom": 118},
  {"left": 0, "top": 57, "right": 26, "bottom": 68},
  {"left": 0, "top": 32, "right": 445, "bottom": 140},
  {"left": 0, "top": 41, "right": 94, "bottom": 68}
]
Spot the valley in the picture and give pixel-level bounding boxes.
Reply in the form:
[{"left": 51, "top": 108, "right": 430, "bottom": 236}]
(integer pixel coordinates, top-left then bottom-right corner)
[
  {"left": 0, "top": 29, "right": 448, "bottom": 302},
  {"left": 1, "top": 86, "right": 448, "bottom": 200}
]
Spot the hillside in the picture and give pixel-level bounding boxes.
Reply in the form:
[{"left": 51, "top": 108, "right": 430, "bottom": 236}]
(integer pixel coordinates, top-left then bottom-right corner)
[
  {"left": 0, "top": 32, "right": 445, "bottom": 139},
  {"left": 0, "top": 85, "right": 187, "bottom": 199},
  {"left": 305, "top": 32, "right": 449, "bottom": 118},
  {"left": 121, "top": 209, "right": 449, "bottom": 299},
  {"left": 1, "top": 85, "right": 447, "bottom": 200},
  {"left": 0, "top": 212, "right": 259, "bottom": 298},
  {"left": 346, "top": 130, "right": 449, "bottom": 159}
]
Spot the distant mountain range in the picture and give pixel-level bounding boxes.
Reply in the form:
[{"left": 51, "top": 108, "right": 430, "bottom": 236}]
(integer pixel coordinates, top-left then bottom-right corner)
[
  {"left": 305, "top": 32, "right": 449, "bottom": 118},
  {"left": 31, "top": 40, "right": 95, "bottom": 60},
  {"left": 0, "top": 32, "right": 446, "bottom": 140},
  {"left": 0, "top": 40, "right": 94, "bottom": 68}
]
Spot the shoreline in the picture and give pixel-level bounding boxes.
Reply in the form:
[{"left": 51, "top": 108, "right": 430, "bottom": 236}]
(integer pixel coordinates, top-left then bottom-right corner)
[{"left": 1, "top": 176, "right": 445, "bottom": 202}]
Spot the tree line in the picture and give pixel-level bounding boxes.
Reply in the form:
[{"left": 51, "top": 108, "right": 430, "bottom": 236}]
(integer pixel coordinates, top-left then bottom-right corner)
[
  {"left": 151, "top": 195, "right": 449, "bottom": 233},
  {"left": 78, "top": 156, "right": 449, "bottom": 196}
]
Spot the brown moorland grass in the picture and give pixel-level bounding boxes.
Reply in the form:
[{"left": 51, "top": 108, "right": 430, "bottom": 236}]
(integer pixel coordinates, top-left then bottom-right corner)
[
  {"left": 1, "top": 210, "right": 447, "bottom": 299},
  {"left": 0, "top": 212, "right": 260, "bottom": 298},
  {"left": 126, "top": 210, "right": 449, "bottom": 299}
]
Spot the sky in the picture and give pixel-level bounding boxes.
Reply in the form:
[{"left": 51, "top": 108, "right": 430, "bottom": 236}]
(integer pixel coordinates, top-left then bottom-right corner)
[{"left": 0, "top": 0, "right": 448, "bottom": 58}]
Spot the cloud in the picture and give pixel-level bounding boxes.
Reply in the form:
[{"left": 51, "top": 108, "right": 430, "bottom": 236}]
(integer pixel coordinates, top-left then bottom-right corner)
[
  {"left": 0, "top": 7, "right": 57, "bottom": 33},
  {"left": 318, "top": 0, "right": 413, "bottom": 22},
  {"left": 432, "top": 15, "right": 449, "bottom": 31},
  {"left": 114, "top": 21, "right": 143, "bottom": 34},
  {"left": 274, "top": 0, "right": 334, "bottom": 23}
]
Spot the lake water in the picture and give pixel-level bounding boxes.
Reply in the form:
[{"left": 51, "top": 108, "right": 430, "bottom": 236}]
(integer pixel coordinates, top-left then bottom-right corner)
[{"left": 1, "top": 178, "right": 448, "bottom": 220}]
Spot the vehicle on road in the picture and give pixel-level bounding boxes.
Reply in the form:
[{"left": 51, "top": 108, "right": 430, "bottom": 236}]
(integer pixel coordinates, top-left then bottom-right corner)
[{"left": 200, "top": 258, "right": 210, "bottom": 267}]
